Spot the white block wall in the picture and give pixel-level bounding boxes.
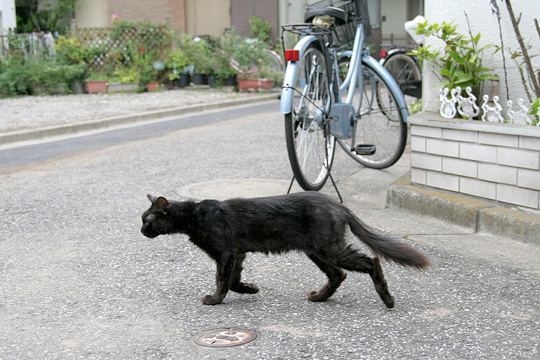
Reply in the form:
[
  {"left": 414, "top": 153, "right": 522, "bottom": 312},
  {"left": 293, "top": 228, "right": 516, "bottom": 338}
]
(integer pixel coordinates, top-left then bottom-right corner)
[
  {"left": 410, "top": 113, "right": 540, "bottom": 210},
  {"left": 422, "top": 0, "right": 540, "bottom": 113}
]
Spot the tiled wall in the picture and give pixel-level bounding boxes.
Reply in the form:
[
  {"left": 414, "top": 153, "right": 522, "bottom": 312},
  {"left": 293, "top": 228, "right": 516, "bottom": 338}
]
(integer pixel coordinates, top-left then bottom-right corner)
[{"left": 409, "top": 114, "right": 540, "bottom": 210}]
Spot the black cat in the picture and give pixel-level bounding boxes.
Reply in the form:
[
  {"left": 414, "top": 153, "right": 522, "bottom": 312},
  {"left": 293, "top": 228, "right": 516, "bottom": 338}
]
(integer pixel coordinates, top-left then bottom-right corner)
[{"left": 141, "top": 191, "right": 430, "bottom": 306}]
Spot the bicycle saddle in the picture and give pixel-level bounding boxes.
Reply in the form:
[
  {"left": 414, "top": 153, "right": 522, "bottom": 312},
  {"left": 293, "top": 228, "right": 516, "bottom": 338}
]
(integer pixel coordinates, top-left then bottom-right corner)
[{"left": 304, "top": 7, "right": 348, "bottom": 25}]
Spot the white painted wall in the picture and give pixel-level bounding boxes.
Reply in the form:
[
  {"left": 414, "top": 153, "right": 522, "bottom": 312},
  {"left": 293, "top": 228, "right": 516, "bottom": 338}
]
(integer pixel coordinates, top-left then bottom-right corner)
[
  {"left": 1, "top": 0, "right": 17, "bottom": 34},
  {"left": 423, "top": 0, "right": 540, "bottom": 112}
]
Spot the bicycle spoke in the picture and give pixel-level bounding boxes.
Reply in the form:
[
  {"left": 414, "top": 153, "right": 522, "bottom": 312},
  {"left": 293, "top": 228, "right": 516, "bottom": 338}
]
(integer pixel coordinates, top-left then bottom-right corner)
[
  {"left": 337, "top": 61, "right": 407, "bottom": 169},
  {"left": 285, "top": 45, "right": 335, "bottom": 190}
]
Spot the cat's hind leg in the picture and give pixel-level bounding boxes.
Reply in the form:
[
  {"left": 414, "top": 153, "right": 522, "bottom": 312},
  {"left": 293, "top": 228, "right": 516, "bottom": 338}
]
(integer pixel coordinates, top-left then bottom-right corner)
[
  {"left": 229, "top": 252, "right": 259, "bottom": 294},
  {"left": 307, "top": 254, "right": 347, "bottom": 302},
  {"left": 332, "top": 246, "right": 394, "bottom": 308}
]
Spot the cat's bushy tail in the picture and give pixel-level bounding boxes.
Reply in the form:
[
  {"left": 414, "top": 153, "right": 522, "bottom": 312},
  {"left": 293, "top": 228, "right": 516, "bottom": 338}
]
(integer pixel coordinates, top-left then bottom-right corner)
[{"left": 345, "top": 209, "right": 430, "bottom": 269}]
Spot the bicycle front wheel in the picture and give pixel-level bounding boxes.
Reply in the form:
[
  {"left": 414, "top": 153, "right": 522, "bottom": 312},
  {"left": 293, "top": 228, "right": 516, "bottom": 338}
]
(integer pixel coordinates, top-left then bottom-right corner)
[
  {"left": 338, "top": 60, "right": 407, "bottom": 169},
  {"left": 284, "top": 44, "right": 335, "bottom": 191}
]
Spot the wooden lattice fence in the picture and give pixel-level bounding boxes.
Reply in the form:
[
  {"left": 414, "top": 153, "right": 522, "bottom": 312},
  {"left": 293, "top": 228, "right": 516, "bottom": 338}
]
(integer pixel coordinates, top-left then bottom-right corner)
[{"left": 72, "top": 23, "right": 172, "bottom": 70}]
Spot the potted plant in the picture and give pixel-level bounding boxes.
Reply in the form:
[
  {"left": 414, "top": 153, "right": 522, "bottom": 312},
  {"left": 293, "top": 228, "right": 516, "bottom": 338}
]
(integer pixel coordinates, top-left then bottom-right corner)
[
  {"left": 188, "top": 37, "right": 213, "bottom": 85},
  {"left": 233, "top": 38, "right": 275, "bottom": 91},
  {"left": 411, "top": 20, "right": 498, "bottom": 109},
  {"left": 215, "top": 34, "right": 240, "bottom": 87},
  {"left": 140, "top": 65, "right": 159, "bottom": 91},
  {"left": 54, "top": 36, "right": 89, "bottom": 94},
  {"left": 108, "top": 66, "right": 140, "bottom": 93},
  {"left": 167, "top": 48, "right": 190, "bottom": 88},
  {"left": 63, "top": 63, "right": 87, "bottom": 94}
]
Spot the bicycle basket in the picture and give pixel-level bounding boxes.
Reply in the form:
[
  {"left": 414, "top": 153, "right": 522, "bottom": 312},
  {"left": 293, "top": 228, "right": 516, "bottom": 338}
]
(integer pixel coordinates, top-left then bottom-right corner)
[{"left": 305, "top": 0, "right": 370, "bottom": 48}]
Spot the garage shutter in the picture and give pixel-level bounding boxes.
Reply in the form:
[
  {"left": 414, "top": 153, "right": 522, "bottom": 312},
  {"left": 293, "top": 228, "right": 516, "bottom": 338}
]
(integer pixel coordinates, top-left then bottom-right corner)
[{"left": 231, "top": 0, "right": 279, "bottom": 41}]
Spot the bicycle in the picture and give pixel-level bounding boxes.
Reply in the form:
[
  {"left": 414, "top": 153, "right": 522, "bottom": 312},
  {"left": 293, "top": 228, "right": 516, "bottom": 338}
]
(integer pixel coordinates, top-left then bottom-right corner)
[
  {"left": 380, "top": 47, "right": 422, "bottom": 99},
  {"left": 280, "top": 0, "right": 408, "bottom": 191},
  {"left": 378, "top": 16, "right": 426, "bottom": 110}
]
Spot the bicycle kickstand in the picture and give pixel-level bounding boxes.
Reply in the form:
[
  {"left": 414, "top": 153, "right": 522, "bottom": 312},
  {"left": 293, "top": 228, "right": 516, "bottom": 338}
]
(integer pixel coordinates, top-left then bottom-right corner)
[{"left": 286, "top": 174, "right": 343, "bottom": 204}]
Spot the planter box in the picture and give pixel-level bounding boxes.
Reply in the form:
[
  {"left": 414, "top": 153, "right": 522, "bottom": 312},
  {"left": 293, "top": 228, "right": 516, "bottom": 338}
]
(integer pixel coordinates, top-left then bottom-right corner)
[
  {"left": 107, "top": 83, "right": 139, "bottom": 93},
  {"left": 409, "top": 112, "right": 540, "bottom": 210},
  {"left": 85, "top": 80, "right": 108, "bottom": 94},
  {"left": 237, "top": 78, "right": 274, "bottom": 92}
]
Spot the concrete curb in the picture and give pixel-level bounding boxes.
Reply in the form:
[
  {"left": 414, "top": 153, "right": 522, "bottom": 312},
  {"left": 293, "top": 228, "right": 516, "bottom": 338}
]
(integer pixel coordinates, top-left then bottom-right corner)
[
  {"left": 0, "top": 93, "right": 278, "bottom": 145},
  {"left": 386, "top": 174, "right": 540, "bottom": 245}
]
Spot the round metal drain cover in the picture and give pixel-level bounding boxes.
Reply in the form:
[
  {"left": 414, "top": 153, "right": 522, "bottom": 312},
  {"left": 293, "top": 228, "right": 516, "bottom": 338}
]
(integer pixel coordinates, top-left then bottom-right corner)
[{"left": 194, "top": 328, "right": 259, "bottom": 348}]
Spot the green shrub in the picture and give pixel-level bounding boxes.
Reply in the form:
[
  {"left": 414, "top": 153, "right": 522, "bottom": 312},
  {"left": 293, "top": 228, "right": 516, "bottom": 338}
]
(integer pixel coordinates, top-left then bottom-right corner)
[
  {"left": 0, "top": 59, "right": 86, "bottom": 97},
  {"left": 530, "top": 98, "right": 540, "bottom": 126},
  {"left": 249, "top": 16, "right": 271, "bottom": 44},
  {"left": 112, "top": 66, "right": 140, "bottom": 84},
  {"left": 166, "top": 48, "right": 190, "bottom": 80},
  {"left": 412, "top": 20, "right": 498, "bottom": 98}
]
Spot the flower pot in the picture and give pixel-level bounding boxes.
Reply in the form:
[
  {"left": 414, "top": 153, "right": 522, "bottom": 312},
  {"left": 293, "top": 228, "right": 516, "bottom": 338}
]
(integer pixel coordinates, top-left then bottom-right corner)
[
  {"left": 175, "top": 73, "right": 191, "bottom": 88},
  {"left": 208, "top": 75, "right": 219, "bottom": 88},
  {"left": 71, "top": 81, "right": 85, "bottom": 94},
  {"left": 223, "top": 75, "right": 237, "bottom": 87},
  {"left": 192, "top": 73, "right": 208, "bottom": 85},
  {"left": 85, "top": 80, "right": 108, "bottom": 94},
  {"left": 237, "top": 78, "right": 274, "bottom": 92},
  {"left": 146, "top": 82, "right": 160, "bottom": 92}
]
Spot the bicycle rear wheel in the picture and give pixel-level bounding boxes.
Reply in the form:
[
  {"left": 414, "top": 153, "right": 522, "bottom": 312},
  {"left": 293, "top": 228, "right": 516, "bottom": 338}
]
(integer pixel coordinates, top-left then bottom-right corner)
[
  {"left": 382, "top": 52, "right": 421, "bottom": 101},
  {"left": 338, "top": 59, "right": 407, "bottom": 169},
  {"left": 284, "top": 44, "right": 335, "bottom": 191}
]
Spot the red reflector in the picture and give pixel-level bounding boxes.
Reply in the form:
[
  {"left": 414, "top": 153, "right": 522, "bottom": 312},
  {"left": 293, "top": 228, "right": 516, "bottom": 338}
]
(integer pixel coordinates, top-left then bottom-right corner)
[
  {"left": 379, "top": 48, "right": 388, "bottom": 59},
  {"left": 285, "top": 49, "right": 300, "bottom": 62}
]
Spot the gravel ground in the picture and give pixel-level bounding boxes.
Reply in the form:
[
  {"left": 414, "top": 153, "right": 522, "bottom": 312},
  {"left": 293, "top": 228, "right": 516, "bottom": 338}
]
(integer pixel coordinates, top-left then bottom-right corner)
[{"left": 0, "top": 89, "right": 266, "bottom": 133}]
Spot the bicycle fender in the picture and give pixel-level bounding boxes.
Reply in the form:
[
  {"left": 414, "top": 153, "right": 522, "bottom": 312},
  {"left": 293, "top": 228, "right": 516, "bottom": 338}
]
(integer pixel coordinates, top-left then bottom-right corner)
[
  {"left": 379, "top": 48, "right": 411, "bottom": 66},
  {"left": 280, "top": 35, "right": 319, "bottom": 114},
  {"left": 337, "top": 50, "right": 353, "bottom": 61},
  {"left": 362, "top": 55, "right": 409, "bottom": 122}
]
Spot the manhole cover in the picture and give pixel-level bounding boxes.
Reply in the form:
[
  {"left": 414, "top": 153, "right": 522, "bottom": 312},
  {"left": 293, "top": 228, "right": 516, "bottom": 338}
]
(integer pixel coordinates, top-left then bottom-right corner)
[{"left": 193, "top": 328, "right": 259, "bottom": 348}]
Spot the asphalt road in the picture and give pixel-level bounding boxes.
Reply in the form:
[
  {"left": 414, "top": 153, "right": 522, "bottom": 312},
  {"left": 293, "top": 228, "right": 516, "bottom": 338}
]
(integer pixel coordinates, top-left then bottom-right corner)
[{"left": 0, "top": 100, "right": 538, "bottom": 359}]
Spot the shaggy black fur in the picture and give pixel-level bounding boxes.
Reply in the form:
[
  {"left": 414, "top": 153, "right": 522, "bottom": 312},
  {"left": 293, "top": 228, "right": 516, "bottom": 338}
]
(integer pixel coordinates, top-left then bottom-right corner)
[{"left": 141, "top": 191, "right": 430, "bottom": 306}]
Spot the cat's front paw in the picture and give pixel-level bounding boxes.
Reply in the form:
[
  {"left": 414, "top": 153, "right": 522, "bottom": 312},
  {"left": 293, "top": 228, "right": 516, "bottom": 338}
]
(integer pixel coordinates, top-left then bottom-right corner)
[
  {"left": 201, "top": 294, "right": 223, "bottom": 305},
  {"left": 230, "top": 282, "right": 259, "bottom": 294},
  {"left": 308, "top": 290, "right": 328, "bottom": 302}
]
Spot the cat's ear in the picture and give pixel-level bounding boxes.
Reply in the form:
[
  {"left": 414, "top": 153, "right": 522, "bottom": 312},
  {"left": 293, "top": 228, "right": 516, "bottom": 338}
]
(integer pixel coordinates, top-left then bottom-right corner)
[
  {"left": 155, "top": 196, "right": 170, "bottom": 210},
  {"left": 147, "top": 194, "right": 157, "bottom": 203}
]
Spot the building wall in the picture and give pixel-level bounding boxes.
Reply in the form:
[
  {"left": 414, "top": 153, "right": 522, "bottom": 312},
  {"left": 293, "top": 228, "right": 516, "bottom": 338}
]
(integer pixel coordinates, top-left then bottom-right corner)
[
  {"left": 74, "top": 0, "right": 186, "bottom": 32},
  {"left": 185, "top": 0, "right": 231, "bottom": 37},
  {"left": 0, "top": 0, "right": 16, "bottom": 33},
  {"left": 423, "top": 0, "right": 540, "bottom": 112},
  {"left": 231, "top": 0, "right": 278, "bottom": 40},
  {"left": 109, "top": 0, "right": 185, "bottom": 31},
  {"left": 74, "top": 0, "right": 109, "bottom": 28},
  {"left": 381, "top": 0, "right": 408, "bottom": 44}
]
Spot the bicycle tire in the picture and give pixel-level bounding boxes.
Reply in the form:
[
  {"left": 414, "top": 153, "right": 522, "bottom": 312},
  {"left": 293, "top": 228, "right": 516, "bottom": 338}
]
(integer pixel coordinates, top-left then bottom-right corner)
[
  {"left": 284, "top": 44, "right": 336, "bottom": 191},
  {"left": 337, "top": 59, "right": 407, "bottom": 169},
  {"left": 382, "top": 52, "right": 421, "bottom": 99}
]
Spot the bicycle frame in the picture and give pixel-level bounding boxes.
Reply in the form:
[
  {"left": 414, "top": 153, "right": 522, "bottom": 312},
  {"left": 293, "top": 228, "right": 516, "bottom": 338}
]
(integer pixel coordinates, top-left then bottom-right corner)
[{"left": 280, "top": 24, "right": 408, "bottom": 125}]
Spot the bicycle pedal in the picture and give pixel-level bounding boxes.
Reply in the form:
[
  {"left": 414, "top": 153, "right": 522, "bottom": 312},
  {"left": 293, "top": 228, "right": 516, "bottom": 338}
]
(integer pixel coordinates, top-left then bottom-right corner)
[{"left": 354, "top": 144, "right": 376, "bottom": 155}]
